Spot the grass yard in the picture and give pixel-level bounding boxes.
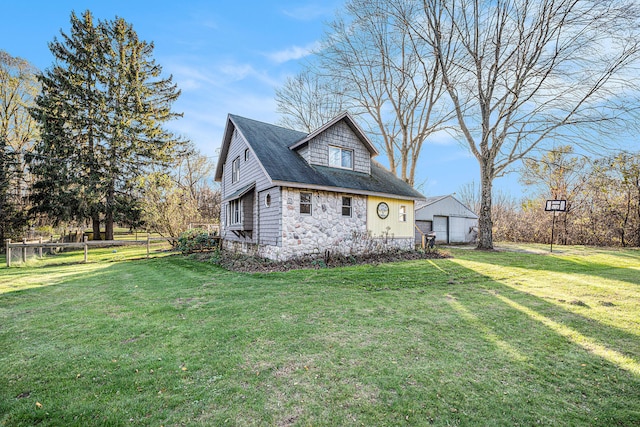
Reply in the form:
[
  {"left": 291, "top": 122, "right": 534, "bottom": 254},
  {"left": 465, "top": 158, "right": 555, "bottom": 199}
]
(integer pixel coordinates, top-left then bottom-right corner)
[{"left": 1, "top": 244, "right": 639, "bottom": 426}]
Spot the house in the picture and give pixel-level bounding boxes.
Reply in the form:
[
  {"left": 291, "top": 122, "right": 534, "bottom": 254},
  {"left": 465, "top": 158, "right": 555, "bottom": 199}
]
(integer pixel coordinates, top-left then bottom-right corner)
[
  {"left": 214, "top": 112, "right": 426, "bottom": 260},
  {"left": 414, "top": 195, "right": 478, "bottom": 244}
]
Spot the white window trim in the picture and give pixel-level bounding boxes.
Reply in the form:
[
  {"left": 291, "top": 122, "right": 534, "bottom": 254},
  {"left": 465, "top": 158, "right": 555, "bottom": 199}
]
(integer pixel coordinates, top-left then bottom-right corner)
[
  {"left": 329, "top": 146, "right": 354, "bottom": 170},
  {"left": 300, "top": 192, "right": 312, "bottom": 215},
  {"left": 342, "top": 196, "right": 352, "bottom": 217},
  {"left": 399, "top": 205, "right": 407, "bottom": 222},
  {"left": 230, "top": 199, "right": 242, "bottom": 225},
  {"left": 231, "top": 157, "right": 240, "bottom": 183}
]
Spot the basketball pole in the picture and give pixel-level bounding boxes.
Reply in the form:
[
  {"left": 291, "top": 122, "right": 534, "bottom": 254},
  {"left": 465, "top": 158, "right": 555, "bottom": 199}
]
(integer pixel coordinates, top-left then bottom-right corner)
[{"left": 550, "top": 212, "right": 555, "bottom": 253}]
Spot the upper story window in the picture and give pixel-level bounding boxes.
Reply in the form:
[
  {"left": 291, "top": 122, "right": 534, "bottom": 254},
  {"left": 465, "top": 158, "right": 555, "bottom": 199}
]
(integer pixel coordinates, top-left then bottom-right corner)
[
  {"left": 231, "top": 157, "right": 240, "bottom": 183},
  {"left": 300, "top": 192, "right": 312, "bottom": 215},
  {"left": 244, "top": 148, "right": 250, "bottom": 161},
  {"left": 399, "top": 205, "right": 407, "bottom": 222},
  {"left": 329, "top": 146, "right": 353, "bottom": 169},
  {"left": 342, "top": 196, "right": 352, "bottom": 217}
]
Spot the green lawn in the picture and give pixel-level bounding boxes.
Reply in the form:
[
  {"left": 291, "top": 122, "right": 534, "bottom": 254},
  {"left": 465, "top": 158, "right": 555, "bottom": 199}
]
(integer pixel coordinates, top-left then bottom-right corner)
[{"left": 1, "top": 244, "right": 639, "bottom": 426}]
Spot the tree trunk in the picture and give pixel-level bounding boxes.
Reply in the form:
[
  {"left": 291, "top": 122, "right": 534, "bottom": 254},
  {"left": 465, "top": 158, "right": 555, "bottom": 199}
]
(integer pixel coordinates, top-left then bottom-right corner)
[
  {"left": 105, "top": 182, "right": 115, "bottom": 241},
  {"left": 92, "top": 213, "right": 101, "bottom": 241},
  {"left": 477, "top": 165, "right": 494, "bottom": 250},
  {"left": 105, "top": 213, "right": 114, "bottom": 241}
]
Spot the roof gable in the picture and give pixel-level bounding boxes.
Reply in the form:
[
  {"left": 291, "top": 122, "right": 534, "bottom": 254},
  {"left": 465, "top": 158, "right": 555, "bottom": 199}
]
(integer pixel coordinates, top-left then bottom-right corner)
[
  {"left": 416, "top": 195, "right": 478, "bottom": 218},
  {"left": 214, "top": 114, "right": 306, "bottom": 181},
  {"left": 215, "top": 113, "right": 425, "bottom": 201},
  {"left": 288, "top": 111, "right": 379, "bottom": 156}
]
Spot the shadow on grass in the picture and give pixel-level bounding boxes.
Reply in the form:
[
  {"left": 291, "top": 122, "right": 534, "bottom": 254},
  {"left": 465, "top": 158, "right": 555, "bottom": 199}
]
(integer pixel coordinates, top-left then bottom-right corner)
[
  {"left": 264, "top": 257, "right": 640, "bottom": 375},
  {"left": 1, "top": 253, "right": 639, "bottom": 425},
  {"left": 464, "top": 247, "right": 640, "bottom": 286}
]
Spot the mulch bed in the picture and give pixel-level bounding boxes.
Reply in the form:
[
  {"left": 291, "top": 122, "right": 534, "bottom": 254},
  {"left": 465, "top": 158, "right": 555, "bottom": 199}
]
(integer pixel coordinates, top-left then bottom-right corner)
[{"left": 191, "top": 248, "right": 450, "bottom": 273}]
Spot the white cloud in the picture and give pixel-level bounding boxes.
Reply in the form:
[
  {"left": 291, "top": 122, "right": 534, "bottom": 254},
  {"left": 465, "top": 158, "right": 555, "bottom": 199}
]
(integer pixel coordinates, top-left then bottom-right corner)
[
  {"left": 168, "top": 60, "right": 281, "bottom": 91},
  {"left": 161, "top": 58, "right": 286, "bottom": 161},
  {"left": 427, "top": 129, "right": 458, "bottom": 146},
  {"left": 266, "top": 41, "right": 321, "bottom": 64}
]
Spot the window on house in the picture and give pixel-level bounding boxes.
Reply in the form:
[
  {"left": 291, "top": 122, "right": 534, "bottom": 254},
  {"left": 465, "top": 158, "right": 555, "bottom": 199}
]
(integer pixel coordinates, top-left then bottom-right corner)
[
  {"left": 329, "top": 146, "right": 353, "bottom": 169},
  {"left": 300, "top": 192, "right": 312, "bottom": 215},
  {"left": 265, "top": 193, "right": 271, "bottom": 208},
  {"left": 231, "top": 157, "right": 240, "bottom": 183},
  {"left": 342, "top": 196, "right": 352, "bottom": 217},
  {"left": 229, "top": 199, "right": 241, "bottom": 225},
  {"left": 399, "top": 205, "right": 407, "bottom": 222},
  {"left": 244, "top": 148, "right": 249, "bottom": 161}
]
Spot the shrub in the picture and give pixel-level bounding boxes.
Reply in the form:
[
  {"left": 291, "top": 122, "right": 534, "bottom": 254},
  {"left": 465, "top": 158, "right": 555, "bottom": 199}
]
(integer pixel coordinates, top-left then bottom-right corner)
[{"left": 177, "top": 228, "right": 219, "bottom": 254}]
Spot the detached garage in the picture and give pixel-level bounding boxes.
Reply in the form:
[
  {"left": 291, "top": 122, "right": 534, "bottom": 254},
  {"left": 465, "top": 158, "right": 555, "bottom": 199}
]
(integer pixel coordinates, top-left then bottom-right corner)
[{"left": 415, "top": 195, "right": 478, "bottom": 244}]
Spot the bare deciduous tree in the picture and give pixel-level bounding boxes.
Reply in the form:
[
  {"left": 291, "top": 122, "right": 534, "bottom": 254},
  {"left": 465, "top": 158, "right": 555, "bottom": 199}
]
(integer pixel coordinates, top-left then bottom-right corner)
[
  {"left": 138, "top": 147, "right": 219, "bottom": 239},
  {"left": 0, "top": 51, "right": 39, "bottom": 241},
  {"left": 520, "top": 146, "right": 588, "bottom": 244},
  {"left": 414, "top": 0, "right": 640, "bottom": 249},
  {"left": 173, "top": 147, "right": 220, "bottom": 223},
  {"left": 276, "top": 69, "right": 347, "bottom": 132},
  {"left": 277, "top": 0, "right": 452, "bottom": 186}
]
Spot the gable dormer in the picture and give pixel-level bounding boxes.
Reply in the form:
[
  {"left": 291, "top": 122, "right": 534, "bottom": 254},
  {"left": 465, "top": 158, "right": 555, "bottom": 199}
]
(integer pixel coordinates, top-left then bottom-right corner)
[{"left": 289, "top": 112, "right": 378, "bottom": 175}]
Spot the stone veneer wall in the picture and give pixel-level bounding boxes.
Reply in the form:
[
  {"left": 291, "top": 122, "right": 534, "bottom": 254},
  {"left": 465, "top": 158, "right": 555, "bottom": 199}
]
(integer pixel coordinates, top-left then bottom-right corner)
[
  {"left": 257, "top": 187, "right": 414, "bottom": 261},
  {"left": 223, "top": 187, "right": 415, "bottom": 261}
]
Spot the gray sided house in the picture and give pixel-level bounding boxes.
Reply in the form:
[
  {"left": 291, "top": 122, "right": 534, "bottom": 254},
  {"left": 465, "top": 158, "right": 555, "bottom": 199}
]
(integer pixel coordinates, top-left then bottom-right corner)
[
  {"left": 214, "top": 112, "right": 425, "bottom": 260},
  {"left": 415, "top": 195, "right": 479, "bottom": 244}
]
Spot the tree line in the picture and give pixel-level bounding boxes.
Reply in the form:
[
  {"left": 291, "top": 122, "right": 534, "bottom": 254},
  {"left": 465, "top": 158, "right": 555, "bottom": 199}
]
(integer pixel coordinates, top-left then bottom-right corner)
[
  {"left": 0, "top": 11, "right": 218, "bottom": 243},
  {"left": 459, "top": 147, "right": 640, "bottom": 247}
]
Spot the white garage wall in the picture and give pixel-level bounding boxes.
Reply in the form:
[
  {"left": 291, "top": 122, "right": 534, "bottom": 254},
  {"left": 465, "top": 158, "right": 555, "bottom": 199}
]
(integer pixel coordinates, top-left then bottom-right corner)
[{"left": 433, "top": 216, "right": 448, "bottom": 243}]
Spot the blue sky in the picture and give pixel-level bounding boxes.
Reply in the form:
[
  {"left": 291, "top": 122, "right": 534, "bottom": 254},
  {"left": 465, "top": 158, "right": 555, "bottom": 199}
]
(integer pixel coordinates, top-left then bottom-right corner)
[{"left": 1, "top": 0, "right": 518, "bottom": 198}]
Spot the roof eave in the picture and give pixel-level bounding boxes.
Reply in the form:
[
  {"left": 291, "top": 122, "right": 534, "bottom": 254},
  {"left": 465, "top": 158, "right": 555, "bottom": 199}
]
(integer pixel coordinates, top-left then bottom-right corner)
[
  {"left": 272, "top": 180, "right": 426, "bottom": 201},
  {"left": 214, "top": 115, "right": 235, "bottom": 181}
]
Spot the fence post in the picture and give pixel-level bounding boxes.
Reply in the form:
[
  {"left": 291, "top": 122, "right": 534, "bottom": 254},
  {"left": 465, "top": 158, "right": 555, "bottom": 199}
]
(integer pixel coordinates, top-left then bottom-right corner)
[
  {"left": 83, "top": 235, "right": 88, "bottom": 263},
  {"left": 38, "top": 237, "right": 43, "bottom": 258},
  {"left": 22, "top": 238, "right": 27, "bottom": 263},
  {"left": 147, "top": 233, "right": 150, "bottom": 259},
  {"left": 5, "top": 239, "right": 10, "bottom": 267}
]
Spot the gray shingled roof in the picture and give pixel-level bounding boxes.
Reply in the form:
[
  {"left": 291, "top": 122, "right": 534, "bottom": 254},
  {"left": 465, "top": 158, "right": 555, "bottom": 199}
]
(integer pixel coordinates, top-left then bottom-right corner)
[{"left": 228, "top": 114, "right": 425, "bottom": 200}]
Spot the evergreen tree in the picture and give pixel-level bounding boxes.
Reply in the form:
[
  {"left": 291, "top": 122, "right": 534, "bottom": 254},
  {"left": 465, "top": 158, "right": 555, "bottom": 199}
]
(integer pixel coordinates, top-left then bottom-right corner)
[
  {"left": 30, "top": 11, "right": 183, "bottom": 240},
  {"left": 30, "top": 11, "right": 105, "bottom": 237},
  {"left": 100, "top": 17, "right": 182, "bottom": 240}
]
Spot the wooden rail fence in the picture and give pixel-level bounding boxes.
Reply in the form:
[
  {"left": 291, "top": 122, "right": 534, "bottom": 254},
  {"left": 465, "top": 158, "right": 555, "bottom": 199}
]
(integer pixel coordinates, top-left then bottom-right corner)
[{"left": 4, "top": 235, "right": 172, "bottom": 267}]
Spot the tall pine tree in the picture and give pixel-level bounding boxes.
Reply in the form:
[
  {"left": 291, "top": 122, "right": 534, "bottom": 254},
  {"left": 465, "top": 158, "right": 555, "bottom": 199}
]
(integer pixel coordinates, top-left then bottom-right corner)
[{"left": 30, "top": 11, "right": 183, "bottom": 240}]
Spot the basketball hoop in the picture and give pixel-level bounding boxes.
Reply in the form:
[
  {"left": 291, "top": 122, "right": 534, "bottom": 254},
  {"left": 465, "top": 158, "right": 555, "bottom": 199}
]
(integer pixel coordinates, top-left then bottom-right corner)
[{"left": 545, "top": 199, "right": 567, "bottom": 212}]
